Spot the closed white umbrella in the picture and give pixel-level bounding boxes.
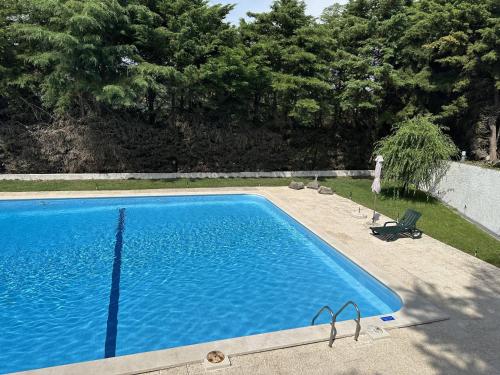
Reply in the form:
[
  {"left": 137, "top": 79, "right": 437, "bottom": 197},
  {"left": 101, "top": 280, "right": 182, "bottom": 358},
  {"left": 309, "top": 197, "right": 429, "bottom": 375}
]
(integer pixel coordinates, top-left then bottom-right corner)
[{"left": 371, "top": 155, "right": 384, "bottom": 223}]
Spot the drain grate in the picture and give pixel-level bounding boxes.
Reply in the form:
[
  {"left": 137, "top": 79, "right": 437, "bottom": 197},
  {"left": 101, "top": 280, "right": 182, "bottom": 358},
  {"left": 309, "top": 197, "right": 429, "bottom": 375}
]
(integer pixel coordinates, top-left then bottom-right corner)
[
  {"left": 203, "top": 351, "right": 231, "bottom": 371},
  {"left": 366, "top": 325, "right": 390, "bottom": 340}
]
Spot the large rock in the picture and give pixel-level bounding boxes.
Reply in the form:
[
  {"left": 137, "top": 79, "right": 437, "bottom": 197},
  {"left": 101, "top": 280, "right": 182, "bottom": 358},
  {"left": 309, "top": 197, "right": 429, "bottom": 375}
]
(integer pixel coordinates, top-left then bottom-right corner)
[
  {"left": 318, "top": 186, "right": 334, "bottom": 195},
  {"left": 289, "top": 181, "right": 305, "bottom": 190},
  {"left": 307, "top": 180, "right": 320, "bottom": 190}
]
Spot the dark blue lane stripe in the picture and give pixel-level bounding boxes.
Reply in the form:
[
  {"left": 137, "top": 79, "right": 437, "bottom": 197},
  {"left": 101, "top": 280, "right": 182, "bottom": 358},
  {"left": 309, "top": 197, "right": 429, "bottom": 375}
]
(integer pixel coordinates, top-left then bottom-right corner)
[{"left": 104, "top": 208, "right": 125, "bottom": 358}]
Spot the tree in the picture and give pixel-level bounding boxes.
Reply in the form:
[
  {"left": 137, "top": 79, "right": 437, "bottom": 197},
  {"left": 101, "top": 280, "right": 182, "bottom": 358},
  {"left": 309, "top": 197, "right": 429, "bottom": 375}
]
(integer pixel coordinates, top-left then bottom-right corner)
[
  {"left": 129, "top": 0, "right": 235, "bottom": 124},
  {"left": 319, "top": 0, "right": 410, "bottom": 162},
  {"left": 11, "top": 0, "right": 142, "bottom": 116},
  {"left": 0, "top": 0, "right": 21, "bottom": 115},
  {"left": 399, "top": 0, "right": 500, "bottom": 160},
  {"left": 240, "top": 0, "right": 333, "bottom": 127},
  {"left": 469, "top": 0, "right": 500, "bottom": 161},
  {"left": 0, "top": 1, "right": 13, "bottom": 92},
  {"left": 375, "top": 116, "right": 459, "bottom": 193}
]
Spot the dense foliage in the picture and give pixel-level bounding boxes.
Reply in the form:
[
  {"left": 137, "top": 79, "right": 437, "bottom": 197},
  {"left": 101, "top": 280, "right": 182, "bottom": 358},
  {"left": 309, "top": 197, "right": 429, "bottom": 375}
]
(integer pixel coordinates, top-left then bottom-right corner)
[
  {"left": 0, "top": 0, "right": 499, "bottom": 170},
  {"left": 375, "top": 116, "right": 458, "bottom": 191}
]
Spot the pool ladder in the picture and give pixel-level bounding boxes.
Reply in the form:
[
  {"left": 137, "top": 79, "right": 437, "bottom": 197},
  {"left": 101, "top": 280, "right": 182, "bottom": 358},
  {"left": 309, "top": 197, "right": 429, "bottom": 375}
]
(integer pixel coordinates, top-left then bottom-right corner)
[{"left": 311, "top": 301, "right": 361, "bottom": 347}]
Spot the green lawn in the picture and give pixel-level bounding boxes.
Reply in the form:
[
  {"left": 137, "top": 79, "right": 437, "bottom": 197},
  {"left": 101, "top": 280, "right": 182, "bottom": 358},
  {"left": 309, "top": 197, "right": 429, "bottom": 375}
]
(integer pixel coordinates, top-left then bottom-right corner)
[
  {"left": 321, "top": 178, "right": 500, "bottom": 268},
  {"left": 1, "top": 177, "right": 498, "bottom": 267},
  {"left": 0, "top": 178, "right": 291, "bottom": 192}
]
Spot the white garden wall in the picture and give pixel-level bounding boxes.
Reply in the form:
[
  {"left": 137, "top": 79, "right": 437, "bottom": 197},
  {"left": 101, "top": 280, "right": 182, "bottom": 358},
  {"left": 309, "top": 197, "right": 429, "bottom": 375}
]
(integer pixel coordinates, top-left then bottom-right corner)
[
  {"left": 0, "top": 170, "right": 373, "bottom": 181},
  {"left": 428, "top": 162, "right": 500, "bottom": 236}
]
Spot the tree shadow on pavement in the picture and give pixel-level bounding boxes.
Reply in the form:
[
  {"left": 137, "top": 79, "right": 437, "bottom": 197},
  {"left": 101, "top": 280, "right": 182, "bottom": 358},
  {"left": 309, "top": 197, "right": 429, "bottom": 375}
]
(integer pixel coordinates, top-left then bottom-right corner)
[{"left": 399, "top": 265, "right": 500, "bottom": 375}]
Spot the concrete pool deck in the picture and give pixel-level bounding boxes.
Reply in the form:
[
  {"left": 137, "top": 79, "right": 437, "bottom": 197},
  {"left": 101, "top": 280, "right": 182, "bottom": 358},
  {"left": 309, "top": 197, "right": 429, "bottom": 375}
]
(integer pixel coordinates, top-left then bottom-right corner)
[{"left": 2, "top": 187, "right": 499, "bottom": 375}]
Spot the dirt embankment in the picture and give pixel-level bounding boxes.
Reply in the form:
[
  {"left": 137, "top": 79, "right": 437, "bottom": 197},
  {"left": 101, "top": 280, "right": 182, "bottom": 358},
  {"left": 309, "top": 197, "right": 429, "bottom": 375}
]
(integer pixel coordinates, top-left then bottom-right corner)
[{"left": 0, "top": 116, "right": 370, "bottom": 173}]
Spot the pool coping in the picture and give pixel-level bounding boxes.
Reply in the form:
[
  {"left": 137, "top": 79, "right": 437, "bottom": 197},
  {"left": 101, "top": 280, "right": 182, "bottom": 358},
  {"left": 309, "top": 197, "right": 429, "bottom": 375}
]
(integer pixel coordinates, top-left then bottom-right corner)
[{"left": 2, "top": 188, "right": 449, "bottom": 375}]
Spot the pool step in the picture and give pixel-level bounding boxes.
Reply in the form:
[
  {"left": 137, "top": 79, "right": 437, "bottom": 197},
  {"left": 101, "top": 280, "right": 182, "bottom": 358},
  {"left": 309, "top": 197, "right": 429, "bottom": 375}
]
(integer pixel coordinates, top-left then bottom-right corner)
[{"left": 311, "top": 301, "right": 361, "bottom": 347}]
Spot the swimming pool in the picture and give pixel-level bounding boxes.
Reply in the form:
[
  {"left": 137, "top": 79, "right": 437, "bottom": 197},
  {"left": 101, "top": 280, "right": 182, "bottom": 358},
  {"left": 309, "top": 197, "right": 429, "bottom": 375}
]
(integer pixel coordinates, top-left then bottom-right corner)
[{"left": 0, "top": 194, "right": 401, "bottom": 374}]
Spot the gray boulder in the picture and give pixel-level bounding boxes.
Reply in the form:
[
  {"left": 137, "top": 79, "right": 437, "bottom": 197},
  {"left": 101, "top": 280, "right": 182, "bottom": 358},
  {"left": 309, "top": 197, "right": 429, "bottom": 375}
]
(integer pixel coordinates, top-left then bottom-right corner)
[
  {"left": 318, "top": 186, "right": 334, "bottom": 195},
  {"left": 307, "top": 180, "right": 320, "bottom": 190},
  {"left": 289, "top": 181, "right": 305, "bottom": 190}
]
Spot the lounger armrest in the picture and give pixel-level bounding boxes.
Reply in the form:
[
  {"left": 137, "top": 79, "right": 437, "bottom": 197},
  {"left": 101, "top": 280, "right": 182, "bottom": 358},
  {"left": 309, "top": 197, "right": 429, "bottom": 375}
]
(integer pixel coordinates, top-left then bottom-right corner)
[{"left": 383, "top": 221, "right": 398, "bottom": 227}]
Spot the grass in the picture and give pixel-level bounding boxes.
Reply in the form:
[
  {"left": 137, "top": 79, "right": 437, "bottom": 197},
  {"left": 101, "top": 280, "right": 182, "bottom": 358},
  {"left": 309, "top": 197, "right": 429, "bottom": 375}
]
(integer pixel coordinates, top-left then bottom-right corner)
[
  {"left": 0, "top": 178, "right": 290, "bottom": 192},
  {"left": 321, "top": 178, "right": 500, "bottom": 268},
  {"left": 1, "top": 177, "right": 498, "bottom": 267}
]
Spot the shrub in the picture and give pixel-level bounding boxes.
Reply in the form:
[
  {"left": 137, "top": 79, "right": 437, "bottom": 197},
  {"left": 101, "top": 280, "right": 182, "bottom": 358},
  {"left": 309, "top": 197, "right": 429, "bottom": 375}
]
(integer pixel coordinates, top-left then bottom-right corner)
[{"left": 375, "top": 116, "right": 459, "bottom": 192}]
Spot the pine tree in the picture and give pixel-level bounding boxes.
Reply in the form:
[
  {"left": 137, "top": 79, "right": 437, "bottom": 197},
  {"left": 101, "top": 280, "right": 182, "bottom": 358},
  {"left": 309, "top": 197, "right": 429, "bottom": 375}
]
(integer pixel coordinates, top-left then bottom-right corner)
[
  {"left": 129, "top": 0, "right": 235, "bottom": 123},
  {"left": 400, "top": 0, "right": 500, "bottom": 159},
  {"left": 241, "top": 0, "right": 332, "bottom": 127},
  {"left": 12, "top": 0, "right": 142, "bottom": 116}
]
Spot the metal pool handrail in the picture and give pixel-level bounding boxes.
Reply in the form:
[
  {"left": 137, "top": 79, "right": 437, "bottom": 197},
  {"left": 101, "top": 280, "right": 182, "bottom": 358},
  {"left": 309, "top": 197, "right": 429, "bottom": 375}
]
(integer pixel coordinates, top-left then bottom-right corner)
[
  {"left": 311, "top": 305, "right": 335, "bottom": 326},
  {"left": 311, "top": 301, "right": 361, "bottom": 347}
]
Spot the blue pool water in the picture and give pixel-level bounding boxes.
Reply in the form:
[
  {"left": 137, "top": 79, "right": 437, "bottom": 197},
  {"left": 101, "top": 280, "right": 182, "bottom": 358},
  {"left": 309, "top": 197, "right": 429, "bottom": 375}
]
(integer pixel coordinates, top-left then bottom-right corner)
[{"left": 0, "top": 194, "right": 401, "bottom": 373}]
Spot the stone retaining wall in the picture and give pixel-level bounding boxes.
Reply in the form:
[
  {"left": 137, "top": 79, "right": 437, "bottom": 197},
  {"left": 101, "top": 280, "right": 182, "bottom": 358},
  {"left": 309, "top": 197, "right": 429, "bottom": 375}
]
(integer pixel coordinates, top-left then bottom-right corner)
[{"left": 0, "top": 170, "right": 373, "bottom": 181}]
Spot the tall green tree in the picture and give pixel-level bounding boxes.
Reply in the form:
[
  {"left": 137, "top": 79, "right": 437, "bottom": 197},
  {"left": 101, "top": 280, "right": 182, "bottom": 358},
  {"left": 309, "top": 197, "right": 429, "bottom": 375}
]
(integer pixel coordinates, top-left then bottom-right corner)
[
  {"left": 0, "top": 0, "right": 19, "bottom": 115},
  {"left": 241, "top": 0, "right": 334, "bottom": 127},
  {"left": 400, "top": 0, "right": 500, "bottom": 160},
  {"left": 12, "top": 0, "right": 143, "bottom": 116},
  {"left": 320, "top": 0, "right": 408, "bottom": 158},
  {"left": 129, "top": 0, "right": 235, "bottom": 123}
]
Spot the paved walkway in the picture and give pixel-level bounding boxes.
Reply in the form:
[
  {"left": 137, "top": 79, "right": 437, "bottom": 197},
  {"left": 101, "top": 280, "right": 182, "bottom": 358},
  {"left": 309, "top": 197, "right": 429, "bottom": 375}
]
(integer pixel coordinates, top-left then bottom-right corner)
[{"left": 142, "top": 187, "right": 500, "bottom": 375}]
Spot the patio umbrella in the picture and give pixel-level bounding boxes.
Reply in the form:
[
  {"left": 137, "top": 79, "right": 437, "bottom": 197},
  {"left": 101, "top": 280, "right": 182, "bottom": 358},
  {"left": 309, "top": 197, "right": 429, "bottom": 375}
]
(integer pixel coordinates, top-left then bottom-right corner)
[{"left": 371, "top": 155, "right": 384, "bottom": 223}]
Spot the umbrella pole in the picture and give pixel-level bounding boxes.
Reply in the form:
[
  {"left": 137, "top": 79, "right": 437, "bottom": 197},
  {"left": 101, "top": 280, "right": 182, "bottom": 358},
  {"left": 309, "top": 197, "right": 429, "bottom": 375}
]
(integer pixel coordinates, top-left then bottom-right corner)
[{"left": 372, "top": 193, "right": 377, "bottom": 224}]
